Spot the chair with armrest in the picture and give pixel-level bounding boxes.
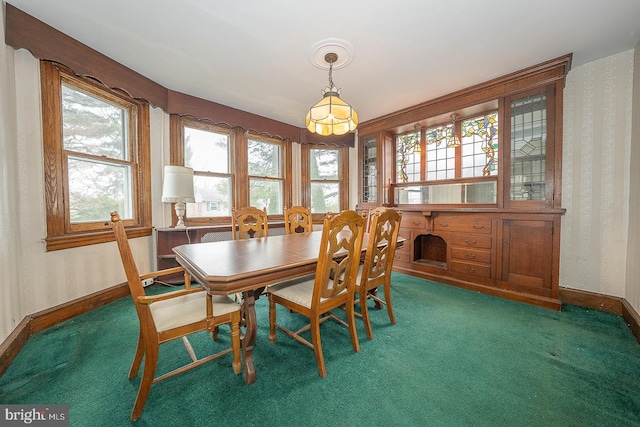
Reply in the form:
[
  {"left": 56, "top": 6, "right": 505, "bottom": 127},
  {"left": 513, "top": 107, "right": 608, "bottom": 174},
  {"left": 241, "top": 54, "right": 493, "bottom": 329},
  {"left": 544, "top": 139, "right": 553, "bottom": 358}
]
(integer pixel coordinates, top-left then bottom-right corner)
[
  {"left": 283, "top": 206, "right": 313, "bottom": 234},
  {"left": 231, "top": 206, "right": 268, "bottom": 239},
  {"left": 109, "top": 211, "right": 241, "bottom": 421},
  {"left": 356, "top": 207, "right": 402, "bottom": 339},
  {"left": 268, "top": 210, "right": 365, "bottom": 378}
]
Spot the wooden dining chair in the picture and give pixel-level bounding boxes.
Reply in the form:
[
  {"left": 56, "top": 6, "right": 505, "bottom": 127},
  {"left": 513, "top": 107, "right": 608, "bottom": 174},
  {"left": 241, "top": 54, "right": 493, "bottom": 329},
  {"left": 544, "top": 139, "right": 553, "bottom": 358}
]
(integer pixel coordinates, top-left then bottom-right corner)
[
  {"left": 268, "top": 210, "right": 365, "bottom": 378},
  {"left": 283, "top": 206, "right": 313, "bottom": 234},
  {"left": 363, "top": 206, "right": 387, "bottom": 232},
  {"left": 231, "top": 206, "right": 268, "bottom": 239},
  {"left": 355, "top": 207, "right": 402, "bottom": 339},
  {"left": 109, "top": 212, "right": 241, "bottom": 421}
]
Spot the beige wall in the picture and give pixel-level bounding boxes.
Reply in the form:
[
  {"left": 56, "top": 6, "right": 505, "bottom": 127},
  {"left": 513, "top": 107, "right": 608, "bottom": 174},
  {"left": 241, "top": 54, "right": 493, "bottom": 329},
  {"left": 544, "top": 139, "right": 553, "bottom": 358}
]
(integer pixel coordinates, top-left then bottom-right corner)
[
  {"left": 1, "top": 3, "right": 638, "bottom": 343},
  {"left": 561, "top": 49, "right": 636, "bottom": 307},
  {"left": 626, "top": 42, "right": 640, "bottom": 313}
]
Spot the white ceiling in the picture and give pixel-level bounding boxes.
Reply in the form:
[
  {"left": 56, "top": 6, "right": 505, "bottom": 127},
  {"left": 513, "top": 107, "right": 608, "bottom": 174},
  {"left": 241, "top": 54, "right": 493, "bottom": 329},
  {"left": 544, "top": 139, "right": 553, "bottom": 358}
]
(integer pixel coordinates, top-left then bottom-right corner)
[{"left": 7, "top": 0, "right": 640, "bottom": 128}]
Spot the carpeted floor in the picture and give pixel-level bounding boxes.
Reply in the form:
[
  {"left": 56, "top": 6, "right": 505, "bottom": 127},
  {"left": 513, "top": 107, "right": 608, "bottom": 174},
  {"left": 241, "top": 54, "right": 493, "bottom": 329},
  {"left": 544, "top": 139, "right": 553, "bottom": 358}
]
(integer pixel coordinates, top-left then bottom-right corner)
[{"left": 1, "top": 273, "right": 639, "bottom": 426}]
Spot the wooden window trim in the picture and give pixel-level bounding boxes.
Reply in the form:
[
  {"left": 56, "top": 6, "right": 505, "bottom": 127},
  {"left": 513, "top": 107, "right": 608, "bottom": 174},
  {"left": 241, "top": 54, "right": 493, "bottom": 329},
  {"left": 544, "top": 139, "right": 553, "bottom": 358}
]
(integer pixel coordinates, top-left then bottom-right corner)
[
  {"left": 41, "top": 61, "right": 151, "bottom": 251},
  {"left": 301, "top": 144, "right": 349, "bottom": 220},
  {"left": 169, "top": 115, "right": 292, "bottom": 225},
  {"left": 246, "top": 135, "right": 291, "bottom": 216}
]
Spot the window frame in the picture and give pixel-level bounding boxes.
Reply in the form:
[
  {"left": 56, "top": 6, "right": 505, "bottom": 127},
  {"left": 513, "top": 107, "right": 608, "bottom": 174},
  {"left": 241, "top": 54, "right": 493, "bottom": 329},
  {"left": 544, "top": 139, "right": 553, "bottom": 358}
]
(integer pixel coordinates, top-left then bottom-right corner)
[
  {"left": 170, "top": 115, "right": 292, "bottom": 225},
  {"left": 246, "top": 135, "right": 287, "bottom": 215},
  {"left": 41, "top": 61, "right": 151, "bottom": 251},
  {"left": 301, "top": 144, "right": 349, "bottom": 220}
]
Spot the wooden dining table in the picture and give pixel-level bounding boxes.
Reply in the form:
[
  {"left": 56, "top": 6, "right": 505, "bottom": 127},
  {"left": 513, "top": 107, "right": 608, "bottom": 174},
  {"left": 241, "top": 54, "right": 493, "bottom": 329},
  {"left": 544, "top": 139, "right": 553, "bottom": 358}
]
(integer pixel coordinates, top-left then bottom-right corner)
[{"left": 173, "top": 231, "right": 343, "bottom": 384}]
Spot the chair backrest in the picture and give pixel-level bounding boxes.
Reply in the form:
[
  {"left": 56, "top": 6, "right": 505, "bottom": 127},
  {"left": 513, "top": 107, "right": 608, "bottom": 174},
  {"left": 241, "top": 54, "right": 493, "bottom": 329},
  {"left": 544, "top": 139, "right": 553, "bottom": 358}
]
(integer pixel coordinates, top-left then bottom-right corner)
[
  {"left": 360, "top": 208, "right": 402, "bottom": 287},
  {"left": 283, "top": 206, "right": 313, "bottom": 234},
  {"left": 364, "top": 206, "right": 388, "bottom": 232},
  {"left": 312, "top": 210, "right": 365, "bottom": 304},
  {"left": 232, "top": 206, "right": 268, "bottom": 240},
  {"left": 109, "top": 211, "right": 146, "bottom": 303}
]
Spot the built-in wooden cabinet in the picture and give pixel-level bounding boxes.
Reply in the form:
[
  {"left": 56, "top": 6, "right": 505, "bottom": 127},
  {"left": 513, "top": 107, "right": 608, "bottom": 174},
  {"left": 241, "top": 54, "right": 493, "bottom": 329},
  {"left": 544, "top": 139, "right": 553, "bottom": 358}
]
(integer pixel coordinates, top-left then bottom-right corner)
[{"left": 358, "top": 54, "right": 571, "bottom": 310}]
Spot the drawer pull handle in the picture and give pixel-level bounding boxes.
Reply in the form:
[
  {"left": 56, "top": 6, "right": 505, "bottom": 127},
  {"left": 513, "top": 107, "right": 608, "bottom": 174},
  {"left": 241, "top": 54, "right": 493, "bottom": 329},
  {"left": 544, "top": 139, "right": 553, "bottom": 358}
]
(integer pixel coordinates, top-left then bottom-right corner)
[
  {"left": 465, "top": 253, "right": 475, "bottom": 259},
  {"left": 439, "top": 223, "right": 449, "bottom": 227},
  {"left": 464, "top": 266, "right": 475, "bottom": 273},
  {"left": 465, "top": 239, "right": 477, "bottom": 245},
  {"left": 473, "top": 225, "right": 485, "bottom": 229}
]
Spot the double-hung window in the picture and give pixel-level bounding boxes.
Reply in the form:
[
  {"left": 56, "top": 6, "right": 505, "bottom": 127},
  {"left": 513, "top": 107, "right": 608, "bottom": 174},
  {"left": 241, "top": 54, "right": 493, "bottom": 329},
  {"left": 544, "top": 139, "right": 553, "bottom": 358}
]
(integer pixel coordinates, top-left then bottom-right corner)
[
  {"left": 247, "top": 137, "right": 284, "bottom": 215},
  {"left": 303, "top": 145, "right": 348, "bottom": 215},
  {"left": 41, "top": 61, "right": 151, "bottom": 250},
  {"left": 181, "top": 122, "right": 233, "bottom": 220}
]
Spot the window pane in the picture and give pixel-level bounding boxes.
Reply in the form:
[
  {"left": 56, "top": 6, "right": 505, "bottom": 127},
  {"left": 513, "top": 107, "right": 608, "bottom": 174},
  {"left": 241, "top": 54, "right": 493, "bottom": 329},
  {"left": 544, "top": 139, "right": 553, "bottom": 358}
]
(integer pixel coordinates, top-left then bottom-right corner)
[
  {"left": 67, "top": 157, "right": 132, "bottom": 222},
  {"left": 362, "top": 137, "right": 377, "bottom": 203},
  {"left": 426, "top": 124, "right": 456, "bottom": 180},
  {"left": 187, "top": 175, "right": 231, "bottom": 218},
  {"left": 461, "top": 113, "right": 499, "bottom": 178},
  {"left": 310, "top": 182, "right": 339, "bottom": 213},
  {"left": 184, "top": 127, "right": 229, "bottom": 174},
  {"left": 249, "top": 178, "right": 282, "bottom": 215},
  {"left": 62, "top": 84, "right": 127, "bottom": 159},
  {"left": 310, "top": 149, "right": 338, "bottom": 180},
  {"left": 248, "top": 139, "right": 281, "bottom": 178},
  {"left": 511, "top": 93, "right": 547, "bottom": 201},
  {"left": 396, "top": 130, "right": 421, "bottom": 182}
]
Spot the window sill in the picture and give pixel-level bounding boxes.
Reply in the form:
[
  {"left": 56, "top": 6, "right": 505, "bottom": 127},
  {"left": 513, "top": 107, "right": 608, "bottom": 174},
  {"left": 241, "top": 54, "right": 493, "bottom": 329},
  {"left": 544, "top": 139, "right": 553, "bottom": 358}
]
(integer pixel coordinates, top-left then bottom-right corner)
[{"left": 45, "top": 226, "right": 153, "bottom": 251}]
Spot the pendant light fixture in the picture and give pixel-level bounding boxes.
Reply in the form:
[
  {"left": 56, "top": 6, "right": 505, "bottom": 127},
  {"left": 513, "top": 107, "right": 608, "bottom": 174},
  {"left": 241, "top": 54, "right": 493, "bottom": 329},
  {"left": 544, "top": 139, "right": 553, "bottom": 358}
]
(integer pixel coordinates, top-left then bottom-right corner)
[
  {"left": 306, "top": 52, "right": 358, "bottom": 136},
  {"left": 447, "top": 114, "right": 461, "bottom": 147}
]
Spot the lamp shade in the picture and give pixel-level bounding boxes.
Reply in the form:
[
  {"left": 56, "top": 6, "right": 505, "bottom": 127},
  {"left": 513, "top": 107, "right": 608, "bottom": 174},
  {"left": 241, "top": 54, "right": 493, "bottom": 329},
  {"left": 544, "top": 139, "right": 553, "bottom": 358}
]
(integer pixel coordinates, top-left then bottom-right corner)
[
  {"left": 161, "top": 166, "right": 195, "bottom": 203},
  {"left": 305, "top": 91, "right": 358, "bottom": 136}
]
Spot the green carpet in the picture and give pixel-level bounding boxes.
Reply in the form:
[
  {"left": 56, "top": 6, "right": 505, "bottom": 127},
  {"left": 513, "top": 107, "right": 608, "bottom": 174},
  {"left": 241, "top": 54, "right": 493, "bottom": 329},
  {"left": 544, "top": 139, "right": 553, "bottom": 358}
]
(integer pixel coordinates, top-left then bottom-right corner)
[{"left": 2, "top": 273, "right": 639, "bottom": 426}]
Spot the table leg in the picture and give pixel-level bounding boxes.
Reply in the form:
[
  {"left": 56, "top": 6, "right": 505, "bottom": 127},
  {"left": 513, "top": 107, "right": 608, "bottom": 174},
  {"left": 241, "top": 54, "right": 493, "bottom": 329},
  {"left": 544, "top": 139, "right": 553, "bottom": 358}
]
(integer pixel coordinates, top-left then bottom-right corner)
[{"left": 241, "top": 290, "right": 257, "bottom": 384}]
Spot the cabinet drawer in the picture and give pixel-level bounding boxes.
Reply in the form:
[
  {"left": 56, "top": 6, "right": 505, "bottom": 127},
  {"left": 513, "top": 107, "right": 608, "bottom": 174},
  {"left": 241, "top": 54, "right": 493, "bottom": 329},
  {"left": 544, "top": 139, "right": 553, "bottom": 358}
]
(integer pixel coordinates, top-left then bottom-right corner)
[
  {"left": 450, "top": 247, "right": 491, "bottom": 264},
  {"left": 449, "top": 260, "right": 491, "bottom": 278},
  {"left": 401, "top": 214, "right": 426, "bottom": 230},
  {"left": 434, "top": 216, "right": 491, "bottom": 233},
  {"left": 448, "top": 234, "right": 492, "bottom": 249}
]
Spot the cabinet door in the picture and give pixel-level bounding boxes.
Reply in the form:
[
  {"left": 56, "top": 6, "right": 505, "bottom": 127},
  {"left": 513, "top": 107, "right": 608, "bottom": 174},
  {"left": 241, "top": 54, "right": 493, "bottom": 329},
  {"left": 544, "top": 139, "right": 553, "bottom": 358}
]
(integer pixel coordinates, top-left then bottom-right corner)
[{"left": 501, "top": 219, "right": 554, "bottom": 295}]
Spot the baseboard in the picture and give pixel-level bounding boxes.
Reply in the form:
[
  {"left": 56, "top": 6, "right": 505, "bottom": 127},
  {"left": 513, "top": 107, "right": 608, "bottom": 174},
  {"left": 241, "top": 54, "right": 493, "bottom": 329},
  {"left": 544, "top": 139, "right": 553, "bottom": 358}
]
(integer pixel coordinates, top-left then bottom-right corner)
[
  {"left": 0, "top": 282, "right": 129, "bottom": 377},
  {"left": 559, "top": 286, "right": 624, "bottom": 314},
  {"left": 560, "top": 286, "right": 640, "bottom": 344},
  {"left": 622, "top": 299, "right": 640, "bottom": 344}
]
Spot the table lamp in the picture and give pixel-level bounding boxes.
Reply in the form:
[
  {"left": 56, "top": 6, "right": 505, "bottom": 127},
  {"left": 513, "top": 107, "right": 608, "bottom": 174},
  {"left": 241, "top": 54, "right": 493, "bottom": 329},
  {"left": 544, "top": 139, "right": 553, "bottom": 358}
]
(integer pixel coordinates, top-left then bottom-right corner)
[{"left": 161, "top": 165, "right": 195, "bottom": 228}]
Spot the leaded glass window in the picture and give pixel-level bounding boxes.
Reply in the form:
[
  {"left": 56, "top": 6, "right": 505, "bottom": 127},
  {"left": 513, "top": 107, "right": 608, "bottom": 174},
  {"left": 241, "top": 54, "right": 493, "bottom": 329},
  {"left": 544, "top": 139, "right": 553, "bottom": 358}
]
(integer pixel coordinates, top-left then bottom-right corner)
[
  {"left": 396, "top": 128, "right": 421, "bottom": 182},
  {"left": 461, "top": 113, "right": 499, "bottom": 177},
  {"left": 510, "top": 93, "right": 547, "bottom": 201},
  {"left": 426, "top": 124, "right": 456, "bottom": 180}
]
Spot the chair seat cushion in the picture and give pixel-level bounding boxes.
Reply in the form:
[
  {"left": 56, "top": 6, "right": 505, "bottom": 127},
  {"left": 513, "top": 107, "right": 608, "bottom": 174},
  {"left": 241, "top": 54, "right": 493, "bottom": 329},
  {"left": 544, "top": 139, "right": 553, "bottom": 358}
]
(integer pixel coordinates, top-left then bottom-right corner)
[
  {"left": 269, "top": 275, "right": 347, "bottom": 309},
  {"left": 150, "top": 292, "right": 239, "bottom": 332}
]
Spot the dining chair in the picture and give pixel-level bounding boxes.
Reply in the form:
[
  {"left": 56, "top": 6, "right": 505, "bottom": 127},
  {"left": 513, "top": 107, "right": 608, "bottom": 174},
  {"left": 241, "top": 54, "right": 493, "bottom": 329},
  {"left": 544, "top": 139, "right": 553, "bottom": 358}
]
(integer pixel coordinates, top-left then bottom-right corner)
[
  {"left": 268, "top": 210, "right": 365, "bottom": 378},
  {"left": 109, "top": 212, "right": 241, "bottom": 421},
  {"left": 363, "top": 206, "right": 387, "bottom": 232},
  {"left": 355, "top": 207, "right": 402, "bottom": 339},
  {"left": 231, "top": 206, "right": 268, "bottom": 239},
  {"left": 283, "top": 206, "right": 313, "bottom": 234}
]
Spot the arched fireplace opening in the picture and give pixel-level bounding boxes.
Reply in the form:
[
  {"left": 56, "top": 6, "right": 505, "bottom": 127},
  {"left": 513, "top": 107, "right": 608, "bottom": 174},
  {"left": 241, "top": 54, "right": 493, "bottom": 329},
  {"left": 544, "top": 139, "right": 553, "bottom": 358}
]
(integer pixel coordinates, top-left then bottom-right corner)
[{"left": 414, "top": 234, "right": 447, "bottom": 269}]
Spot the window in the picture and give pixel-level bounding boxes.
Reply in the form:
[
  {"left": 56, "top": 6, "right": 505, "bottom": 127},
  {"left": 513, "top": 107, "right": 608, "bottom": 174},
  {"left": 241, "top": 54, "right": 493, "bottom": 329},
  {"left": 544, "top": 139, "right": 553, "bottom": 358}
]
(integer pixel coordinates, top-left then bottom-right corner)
[
  {"left": 303, "top": 145, "right": 349, "bottom": 215},
  {"left": 395, "top": 112, "right": 499, "bottom": 183},
  {"left": 41, "top": 61, "right": 151, "bottom": 250},
  {"left": 181, "top": 122, "right": 233, "bottom": 219},
  {"left": 170, "top": 116, "right": 292, "bottom": 225},
  {"left": 247, "top": 137, "right": 284, "bottom": 215}
]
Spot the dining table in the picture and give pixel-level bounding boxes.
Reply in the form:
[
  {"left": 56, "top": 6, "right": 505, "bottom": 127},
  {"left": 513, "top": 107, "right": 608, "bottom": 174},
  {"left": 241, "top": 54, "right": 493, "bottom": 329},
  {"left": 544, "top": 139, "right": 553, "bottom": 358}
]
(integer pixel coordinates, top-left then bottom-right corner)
[
  {"left": 173, "top": 231, "right": 330, "bottom": 384},
  {"left": 173, "top": 230, "right": 398, "bottom": 384}
]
